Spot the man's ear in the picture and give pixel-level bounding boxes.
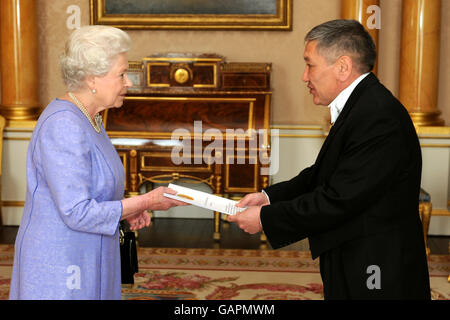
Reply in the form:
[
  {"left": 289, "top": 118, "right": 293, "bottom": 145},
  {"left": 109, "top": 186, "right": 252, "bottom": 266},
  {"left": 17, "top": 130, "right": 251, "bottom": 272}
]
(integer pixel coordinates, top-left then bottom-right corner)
[{"left": 336, "top": 56, "right": 353, "bottom": 81}]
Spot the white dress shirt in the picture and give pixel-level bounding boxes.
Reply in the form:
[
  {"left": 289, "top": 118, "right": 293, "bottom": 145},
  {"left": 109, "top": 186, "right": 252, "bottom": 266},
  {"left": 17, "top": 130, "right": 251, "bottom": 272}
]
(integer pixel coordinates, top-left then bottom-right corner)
[{"left": 328, "top": 72, "right": 370, "bottom": 124}]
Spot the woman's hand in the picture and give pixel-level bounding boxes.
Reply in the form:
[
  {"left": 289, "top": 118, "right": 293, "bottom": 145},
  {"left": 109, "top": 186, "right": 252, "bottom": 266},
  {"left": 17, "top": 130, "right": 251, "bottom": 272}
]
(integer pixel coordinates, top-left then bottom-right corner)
[
  {"left": 121, "top": 186, "right": 188, "bottom": 221},
  {"left": 144, "top": 186, "right": 188, "bottom": 211},
  {"left": 126, "top": 210, "right": 151, "bottom": 231}
]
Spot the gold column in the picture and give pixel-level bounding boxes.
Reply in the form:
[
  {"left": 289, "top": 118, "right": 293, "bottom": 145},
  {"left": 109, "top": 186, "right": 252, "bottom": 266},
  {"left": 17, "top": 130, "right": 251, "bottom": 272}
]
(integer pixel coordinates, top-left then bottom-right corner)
[
  {"left": 0, "top": 0, "right": 41, "bottom": 120},
  {"left": 341, "top": 0, "right": 380, "bottom": 75},
  {"left": 399, "top": 0, "right": 444, "bottom": 126}
]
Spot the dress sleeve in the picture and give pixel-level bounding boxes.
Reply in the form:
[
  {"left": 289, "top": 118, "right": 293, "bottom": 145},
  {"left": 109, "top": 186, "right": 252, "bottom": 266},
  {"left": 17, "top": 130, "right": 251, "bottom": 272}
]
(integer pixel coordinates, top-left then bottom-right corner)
[{"left": 35, "top": 111, "right": 122, "bottom": 236}]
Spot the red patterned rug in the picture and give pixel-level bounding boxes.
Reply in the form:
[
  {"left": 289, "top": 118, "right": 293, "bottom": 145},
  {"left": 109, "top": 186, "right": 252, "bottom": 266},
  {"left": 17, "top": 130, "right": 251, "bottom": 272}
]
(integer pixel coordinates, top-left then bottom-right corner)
[
  {"left": 1, "top": 245, "right": 449, "bottom": 300},
  {"left": 124, "top": 248, "right": 324, "bottom": 300}
]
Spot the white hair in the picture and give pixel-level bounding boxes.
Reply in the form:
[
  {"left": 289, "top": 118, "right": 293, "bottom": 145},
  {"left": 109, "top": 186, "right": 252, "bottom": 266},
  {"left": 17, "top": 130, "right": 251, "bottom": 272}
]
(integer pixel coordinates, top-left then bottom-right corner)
[{"left": 60, "top": 25, "right": 131, "bottom": 91}]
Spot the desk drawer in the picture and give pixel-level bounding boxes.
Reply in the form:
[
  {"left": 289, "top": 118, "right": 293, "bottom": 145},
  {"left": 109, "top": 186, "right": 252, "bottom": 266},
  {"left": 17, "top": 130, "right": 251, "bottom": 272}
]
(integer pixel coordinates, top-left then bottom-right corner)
[{"left": 140, "top": 151, "right": 213, "bottom": 173}]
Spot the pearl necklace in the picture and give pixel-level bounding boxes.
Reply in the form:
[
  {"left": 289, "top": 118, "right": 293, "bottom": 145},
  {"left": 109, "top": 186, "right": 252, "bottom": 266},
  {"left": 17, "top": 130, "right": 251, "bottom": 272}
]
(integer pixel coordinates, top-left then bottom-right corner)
[{"left": 68, "top": 92, "right": 102, "bottom": 133}]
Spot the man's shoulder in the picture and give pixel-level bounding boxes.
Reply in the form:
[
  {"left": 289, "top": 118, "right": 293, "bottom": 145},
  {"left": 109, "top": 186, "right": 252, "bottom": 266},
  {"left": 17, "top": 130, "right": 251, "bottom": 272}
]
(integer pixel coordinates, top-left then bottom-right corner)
[
  {"left": 355, "top": 77, "right": 404, "bottom": 116},
  {"left": 359, "top": 75, "right": 395, "bottom": 101}
]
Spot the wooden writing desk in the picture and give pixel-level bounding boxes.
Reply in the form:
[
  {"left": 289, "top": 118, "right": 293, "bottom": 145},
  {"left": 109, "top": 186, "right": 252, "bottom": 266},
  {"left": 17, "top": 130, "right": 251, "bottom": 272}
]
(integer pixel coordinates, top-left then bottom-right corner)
[{"left": 104, "top": 53, "right": 272, "bottom": 241}]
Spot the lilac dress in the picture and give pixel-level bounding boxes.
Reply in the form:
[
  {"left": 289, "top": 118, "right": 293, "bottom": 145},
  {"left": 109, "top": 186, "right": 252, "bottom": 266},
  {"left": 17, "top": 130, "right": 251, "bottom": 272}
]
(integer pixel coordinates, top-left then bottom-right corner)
[{"left": 9, "top": 99, "right": 124, "bottom": 299}]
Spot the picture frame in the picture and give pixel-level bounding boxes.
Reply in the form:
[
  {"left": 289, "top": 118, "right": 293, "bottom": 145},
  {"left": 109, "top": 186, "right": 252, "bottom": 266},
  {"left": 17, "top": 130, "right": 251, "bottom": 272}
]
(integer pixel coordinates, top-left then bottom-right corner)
[{"left": 90, "top": 0, "right": 292, "bottom": 31}]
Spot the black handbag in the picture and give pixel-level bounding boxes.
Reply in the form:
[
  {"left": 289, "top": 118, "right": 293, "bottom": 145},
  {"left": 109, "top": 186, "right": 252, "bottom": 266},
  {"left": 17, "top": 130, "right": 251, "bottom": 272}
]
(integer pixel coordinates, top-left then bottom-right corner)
[{"left": 119, "top": 222, "right": 138, "bottom": 284}]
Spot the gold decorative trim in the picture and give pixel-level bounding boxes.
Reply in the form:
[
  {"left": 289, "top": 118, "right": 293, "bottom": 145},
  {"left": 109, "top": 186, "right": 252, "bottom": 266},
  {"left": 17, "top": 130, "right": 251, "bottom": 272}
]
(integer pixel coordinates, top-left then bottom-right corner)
[
  {"left": 409, "top": 112, "right": 445, "bottom": 127},
  {"left": 415, "top": 126, "right": 450, "bottom": 135},
  {"left": 147, "top": 62, "right": 170, "bottom": 87},
  {"left": 222, "top": 63, "right": 271, "bottom": 73},
  {"left": 4, "top": 127, "right": 34, "bottom": 132},
  {"left": 140, "top": 152, "right": 213, "bottom": 173},
  {"left": 263, "top": 95, "right": 271, "bottom": 147},
  {"left": 124, "top": 96, "right": 254, "bottom": 103},
  {"left": 140, "top": 173, "right": 214, "bottom": 189},
  {"left": 432, "top": 209, "right": 450, "bottom": 216},
  {"left": 107, "top": 97, "right": 255, "bottom": 138},
  {"left": 90, "top": 0, "right": 292, "bottom": 31},
  {"left": 107, "top": 131, "right": 259, "bottom": 140},
  {"left": 5, "top": 120, "right": 37, "bottom": 129},
  {"left": 270, "top": 125, "right": 450, "bottom": 141},
  {"left": 1, "top": 200, "right": 25, "bottom": 207},
  {"left": 143, "top": 57, "right": 223, "bottom": 62},
  {"left": 128, "top": 61, "right": 143, "bottom": 71},
  {"left": 420, "top": 144, "right": 450, "bottom": 148},
  {"left": 0, "top": 105, "right": 41, "bottom": 121},
  {"left": 173, "top": 68, "right": 190, "bottom": 84},
  {"left": 278, "top": 134, "right": 326, "bottom": 138},
  {"left": 101, "top": 109, "right": 108, "bottom": 128},
  {"left": 117, "top": 151, "right": 128, "bottom": 191},
  {"left": 127, "top": 89, "right": 272, "bottom": 95},
  {"left": 192, "top": 63, "right": 217, "bottom": 88},
  {"left": 3, "top": 137, "right": 31, "bottom": 141},
  {"left": 418, "top": 136, "right": 450, "bottom": 140},
  {"left": 224, "top": 154, "right": 259, "bottom": 193},
  {"left": 271, "top": 125, "right": 323, "bottom": 130},
  {"left": 222, "top": 75, "right": 268, "bottom": 89},
  {"left": 271, "top": 125, "right": 450, "bottom": 134}
]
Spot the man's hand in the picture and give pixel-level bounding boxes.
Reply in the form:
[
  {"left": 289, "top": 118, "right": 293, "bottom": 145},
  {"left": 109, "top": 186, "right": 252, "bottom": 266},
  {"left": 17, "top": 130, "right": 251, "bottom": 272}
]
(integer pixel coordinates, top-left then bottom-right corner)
[
  {"left": 227, "top": 206, "right": 263, "bottom": 234},
  {"left": 236, "top": 192, "right": 270, "bottom": 208}
]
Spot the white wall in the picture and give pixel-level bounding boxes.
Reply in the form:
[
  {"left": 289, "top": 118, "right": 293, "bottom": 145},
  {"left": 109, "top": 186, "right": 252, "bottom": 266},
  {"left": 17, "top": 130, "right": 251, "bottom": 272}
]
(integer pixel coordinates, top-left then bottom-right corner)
[
  {"left": 2, "top": 125, "right": 449, "bottom": 235},
  {"left": 419, "top": 133, "right": 450, "bottom": 235}
]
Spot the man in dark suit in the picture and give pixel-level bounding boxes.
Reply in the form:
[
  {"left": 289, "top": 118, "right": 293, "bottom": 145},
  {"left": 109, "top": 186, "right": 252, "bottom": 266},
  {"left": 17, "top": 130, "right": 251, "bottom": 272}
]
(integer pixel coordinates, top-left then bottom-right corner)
[{"left": 228, "top": 19, "right": 431, "bottom": 300}]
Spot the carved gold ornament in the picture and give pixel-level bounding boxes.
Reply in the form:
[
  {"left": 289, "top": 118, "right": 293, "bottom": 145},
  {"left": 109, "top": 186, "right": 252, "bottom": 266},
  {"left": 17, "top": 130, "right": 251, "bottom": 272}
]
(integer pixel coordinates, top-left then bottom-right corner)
[{"left": 174, "top": 68, "right": 190, "bottom": 84}]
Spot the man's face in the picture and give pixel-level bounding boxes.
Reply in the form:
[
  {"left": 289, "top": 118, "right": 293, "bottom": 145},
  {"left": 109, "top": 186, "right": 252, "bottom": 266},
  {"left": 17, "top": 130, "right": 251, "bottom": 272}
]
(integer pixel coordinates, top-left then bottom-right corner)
[{"left": 302, "top": 41, "right": 340, "bottom": 106}]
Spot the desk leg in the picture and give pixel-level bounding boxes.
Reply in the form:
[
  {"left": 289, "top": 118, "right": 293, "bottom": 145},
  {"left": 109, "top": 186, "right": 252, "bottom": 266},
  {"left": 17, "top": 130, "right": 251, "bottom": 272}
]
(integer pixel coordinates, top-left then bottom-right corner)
[
  {"left": 213, "top": 211, "right": 221, "bottom": 241},
  {"left": 213, "top": 170, "right": 222, "bottom": 242},
  {"left": 420, "top": 202, "right": 432, "bottom": 256},
  {"left": 259, "top": 232, "right": 267, "bottom": 249}
]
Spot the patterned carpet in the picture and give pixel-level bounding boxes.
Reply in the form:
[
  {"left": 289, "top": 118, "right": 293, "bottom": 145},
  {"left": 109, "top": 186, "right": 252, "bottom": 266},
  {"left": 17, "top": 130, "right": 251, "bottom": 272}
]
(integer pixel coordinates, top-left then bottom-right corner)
[{"left": 1, "top": 245, "right": 449, "bottom": 300}]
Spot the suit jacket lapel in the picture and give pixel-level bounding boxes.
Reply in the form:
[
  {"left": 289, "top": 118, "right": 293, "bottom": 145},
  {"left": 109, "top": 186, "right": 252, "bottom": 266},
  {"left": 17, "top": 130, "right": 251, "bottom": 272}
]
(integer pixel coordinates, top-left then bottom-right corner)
[{"left": 314, "top": 72, "right": 379, "bottom": 166}]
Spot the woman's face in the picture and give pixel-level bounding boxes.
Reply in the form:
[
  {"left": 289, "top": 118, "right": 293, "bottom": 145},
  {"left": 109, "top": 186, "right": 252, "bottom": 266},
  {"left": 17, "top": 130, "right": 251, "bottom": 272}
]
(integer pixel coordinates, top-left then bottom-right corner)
[{"left": 93, "top": 52, "right": 132, "bottom": 109}]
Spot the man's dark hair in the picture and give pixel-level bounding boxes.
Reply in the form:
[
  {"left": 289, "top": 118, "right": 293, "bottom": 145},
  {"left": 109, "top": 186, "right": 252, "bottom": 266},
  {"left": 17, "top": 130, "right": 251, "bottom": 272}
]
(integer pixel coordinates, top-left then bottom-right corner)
[{"left": 305, "top": 19, "right": 377, "bottom": 73}]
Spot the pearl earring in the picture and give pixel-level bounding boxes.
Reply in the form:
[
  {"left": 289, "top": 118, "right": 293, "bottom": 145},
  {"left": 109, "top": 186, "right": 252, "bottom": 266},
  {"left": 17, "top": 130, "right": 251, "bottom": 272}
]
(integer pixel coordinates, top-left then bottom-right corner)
[{"left": 92, "top": 89, "right": 97, "bottom": 94}]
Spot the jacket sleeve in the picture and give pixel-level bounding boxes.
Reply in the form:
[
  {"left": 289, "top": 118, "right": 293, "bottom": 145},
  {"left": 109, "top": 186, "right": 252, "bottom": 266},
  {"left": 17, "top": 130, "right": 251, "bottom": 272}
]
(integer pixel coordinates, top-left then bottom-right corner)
[
  {"left": 35, "top": 111, "right": 122, "bottom": 236},
  {"left": 261, "top": 111, "right": 405, "bottom": 249},
  {"left": 263, "top": 164, "right": 316, "bottom": 203}
]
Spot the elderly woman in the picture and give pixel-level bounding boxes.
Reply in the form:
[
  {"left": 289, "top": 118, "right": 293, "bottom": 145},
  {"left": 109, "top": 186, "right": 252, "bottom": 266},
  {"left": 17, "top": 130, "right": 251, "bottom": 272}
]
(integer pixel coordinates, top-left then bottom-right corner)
[{"left": 9, "top": 26, "right": 184, "bottom": 300}]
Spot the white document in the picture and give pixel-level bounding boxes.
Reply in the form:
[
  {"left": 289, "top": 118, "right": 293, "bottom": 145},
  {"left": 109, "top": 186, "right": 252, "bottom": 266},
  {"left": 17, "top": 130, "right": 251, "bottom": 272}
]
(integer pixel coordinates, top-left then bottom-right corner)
[{"left": 164, "top": 183, "right": 246, "bottom": 215}]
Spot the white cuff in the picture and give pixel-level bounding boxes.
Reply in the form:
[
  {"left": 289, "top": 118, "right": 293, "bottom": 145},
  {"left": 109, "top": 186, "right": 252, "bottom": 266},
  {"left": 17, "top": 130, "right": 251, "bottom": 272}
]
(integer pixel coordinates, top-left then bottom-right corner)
[
  {"left": 260, "top": 190, "right": 270, "bottom": 228},
  {"left": 261, "top": 189, "right": 270, "bottom": 204}
]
